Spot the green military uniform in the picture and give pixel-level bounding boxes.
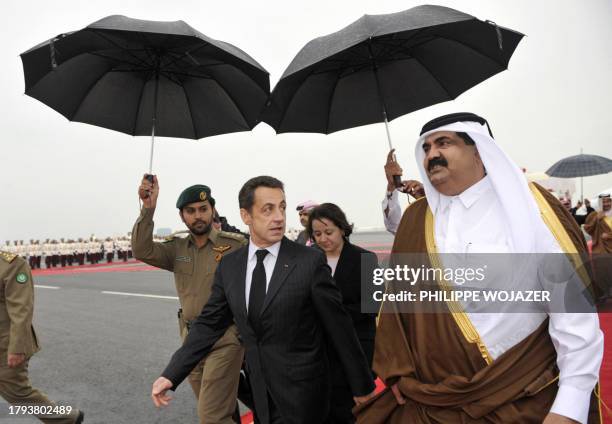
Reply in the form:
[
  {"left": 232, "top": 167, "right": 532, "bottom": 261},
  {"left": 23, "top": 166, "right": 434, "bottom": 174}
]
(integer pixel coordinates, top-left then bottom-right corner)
[
  {"left": 0, "top": 252, "right": 82, "bottom": 423},
  {"left": 132, "top": 206, "right": 246, "bottom": 424}
]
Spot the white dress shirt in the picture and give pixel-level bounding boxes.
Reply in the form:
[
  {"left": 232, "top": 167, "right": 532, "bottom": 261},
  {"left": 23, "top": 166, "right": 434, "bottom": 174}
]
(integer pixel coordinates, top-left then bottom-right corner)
[
  {"left": 434, "top": 176, "right": 602, "bottom": 424},
  {"left": 244, "top": 239, "right": 281, "bottom": 312}
]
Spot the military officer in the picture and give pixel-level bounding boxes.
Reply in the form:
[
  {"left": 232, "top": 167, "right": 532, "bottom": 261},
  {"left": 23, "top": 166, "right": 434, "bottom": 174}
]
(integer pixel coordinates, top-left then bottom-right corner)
[
  {"left": 132, "top": 175, "right": 246, "bottom": 424},
  {"left": 0, "top": 251, "right": 84, "bottom": 423},
  {"left": 103, "top": 238, "right": 115, "bottom": 263}
]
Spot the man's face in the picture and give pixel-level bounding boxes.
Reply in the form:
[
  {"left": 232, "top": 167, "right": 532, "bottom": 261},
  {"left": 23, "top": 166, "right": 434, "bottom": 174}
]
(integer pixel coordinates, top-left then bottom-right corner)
[
  {"left": 603, "top": 197, "right": 611, "bottom": 212},
  {"left": 422, "top": 131, "right": 485, "bottom": 196},
  {"left": 299, "top": 209, "right": 311, "bottom": 228},
  {"left": 180, "top": 200, "right": 214, "bottom": 236},
  {"left": 561, "top": 199, "right": 571, "bottom": 210},
  {"left": 240, "top": 187, "right": 286, "bottom": 247}
]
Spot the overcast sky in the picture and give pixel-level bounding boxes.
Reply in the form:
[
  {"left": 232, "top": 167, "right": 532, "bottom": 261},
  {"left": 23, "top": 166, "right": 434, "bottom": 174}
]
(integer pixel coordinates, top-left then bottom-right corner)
[{"left": 2, "top": 0, "right": 611, "bottom": 243}]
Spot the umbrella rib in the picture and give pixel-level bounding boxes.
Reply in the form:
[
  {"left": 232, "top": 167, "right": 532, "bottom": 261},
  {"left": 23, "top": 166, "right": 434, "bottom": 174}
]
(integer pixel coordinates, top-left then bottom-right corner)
[
  {"left": 161, "top": 43, "right": 209, "bottom": 70},
  {"left": 275, "top": 67, "right": 318, "bottom": 131},
  {"left": 88, "top": 51, "right": 148, "bottom": 70},
  {"left": 407, "top": 34, "right": 506, "bottom": 69},
  {"left": 68, "top": 65, "right": 117, "bottom": 120},
  {"left": 210, "top": 75, "right": 250, "bottom": 128},
  {"left": 135, "top": 31, "right": 156, "bottom": 65},
  {"left": 90, "top": 29, "right": 152, "bottom": 69},
  {"left": 159, "top": 70, "right": 183, "bottom": 86},
  {"left": 164, "top": 70, "right": 212, "bottom": 80},
  {"left": 373, "top": 31, "right": 425, "bottom": 60},
  {"left": 132, "top": 75, "right": 149, "bottom": 136},
  {"left": 325, "top": 71, "right": 343, "bottom": 134},
  {"left": 412, "top": 56, "right": 453, "bottom": 100},
  {"left": 181, "top": 82, "right": 199, "bottom": 139}
]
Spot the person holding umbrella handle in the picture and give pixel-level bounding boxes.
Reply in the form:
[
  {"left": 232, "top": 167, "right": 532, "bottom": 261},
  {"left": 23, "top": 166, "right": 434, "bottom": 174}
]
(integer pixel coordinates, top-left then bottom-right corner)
[{"left": 382, "top": 149, "right": 425, "bottom": 234}]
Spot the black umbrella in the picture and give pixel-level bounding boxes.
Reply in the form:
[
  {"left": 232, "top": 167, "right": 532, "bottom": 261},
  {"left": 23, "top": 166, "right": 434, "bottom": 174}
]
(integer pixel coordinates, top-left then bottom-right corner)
[
  {"left": 262, "top": 4, "right": 523, "bottom": 167},
  {"left": 546, "top": 153, "right": 612, "bottom": 200},
  {"left": 21, "top": 15, "right": 270, "bottom": 174}
]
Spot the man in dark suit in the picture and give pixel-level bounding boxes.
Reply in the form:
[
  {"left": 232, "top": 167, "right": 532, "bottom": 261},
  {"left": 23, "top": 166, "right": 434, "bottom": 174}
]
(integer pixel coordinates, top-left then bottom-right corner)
[{"left": 152, "top": 176, "right": 376, "bottom": 424}]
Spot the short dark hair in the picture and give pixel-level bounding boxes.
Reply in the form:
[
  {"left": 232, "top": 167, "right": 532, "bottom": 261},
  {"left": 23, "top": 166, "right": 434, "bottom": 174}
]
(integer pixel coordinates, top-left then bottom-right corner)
[
  {"left": 456, "top": 132, "right": 475, "bottom": 145},
  {"left": 239, "top": 176, "right": 284, "bottom": 211},
  {"left": 307, "top": 203, "right": 354, "bottom": 240}
]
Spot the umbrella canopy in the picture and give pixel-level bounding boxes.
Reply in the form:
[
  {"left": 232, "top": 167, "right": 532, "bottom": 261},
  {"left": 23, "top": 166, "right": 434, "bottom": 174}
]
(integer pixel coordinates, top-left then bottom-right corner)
[
  {"left": 21, "top": 15, "right": 270, "bottom": 141},
  {"left": 546, "top": 154, "right": 612, "bottom": 178},
  {"left": 261, "top": 5, "right": 523, "bottom": 135}
]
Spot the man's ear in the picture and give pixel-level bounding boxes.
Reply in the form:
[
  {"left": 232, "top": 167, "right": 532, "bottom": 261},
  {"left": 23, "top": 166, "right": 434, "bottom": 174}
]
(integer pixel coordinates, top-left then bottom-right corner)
[
  {"left": 240, "top": 208, "right": 252, "bottom": 226},
  {"left": 178, "top": 210, "right": 185, "bottom": 224}
]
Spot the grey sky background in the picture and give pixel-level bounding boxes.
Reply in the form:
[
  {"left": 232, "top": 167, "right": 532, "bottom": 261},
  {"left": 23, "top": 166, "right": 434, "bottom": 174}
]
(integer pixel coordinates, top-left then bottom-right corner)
[{"left": 1, "top": 0, "right": 611, "bottom": 243}]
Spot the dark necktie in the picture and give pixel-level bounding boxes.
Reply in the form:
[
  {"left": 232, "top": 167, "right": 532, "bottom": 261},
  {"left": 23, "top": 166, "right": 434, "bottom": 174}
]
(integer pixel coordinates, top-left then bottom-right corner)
[{"left": 248, "top": 249, "right": 269, "bottom": 329}]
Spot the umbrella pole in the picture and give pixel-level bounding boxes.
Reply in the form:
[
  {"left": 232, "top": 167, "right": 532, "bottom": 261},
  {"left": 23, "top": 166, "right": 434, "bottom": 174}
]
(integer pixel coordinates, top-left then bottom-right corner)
[
  {"left": 369, "top": 44, "right": 400, "bottom": 186},
  {"left": 383, "top": 114, "right": 393, "bottom": 151},
  {"left": 148, "top": 68, "right": 160, "bottom": 176},
  {"left": 149, "top": 126, "right": 155, "bottom": 174}
]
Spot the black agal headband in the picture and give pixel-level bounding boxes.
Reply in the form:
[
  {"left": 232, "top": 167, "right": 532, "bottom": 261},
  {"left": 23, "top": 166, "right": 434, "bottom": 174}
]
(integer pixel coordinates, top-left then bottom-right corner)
[{"left": 420, "top": 112, "right": 494, "bottom": 138}]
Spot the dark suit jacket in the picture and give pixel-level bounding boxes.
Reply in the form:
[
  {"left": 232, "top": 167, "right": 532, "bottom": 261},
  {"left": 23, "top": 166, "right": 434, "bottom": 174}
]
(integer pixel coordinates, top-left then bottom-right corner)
[
  {"left": 332, "top": 241, "right": 378, "bottom": 344},
  {"left": 326, "top": 241, "right": 378, "bottom": 395},
  {"left": 162, "top": 237, "right": 374, "bottom": 424}
]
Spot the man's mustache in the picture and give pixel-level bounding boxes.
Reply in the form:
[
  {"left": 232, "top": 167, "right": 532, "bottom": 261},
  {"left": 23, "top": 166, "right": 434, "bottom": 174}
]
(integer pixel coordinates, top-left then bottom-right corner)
[{"left": 427, "top": 156, "right": 448, "bottom": 171}]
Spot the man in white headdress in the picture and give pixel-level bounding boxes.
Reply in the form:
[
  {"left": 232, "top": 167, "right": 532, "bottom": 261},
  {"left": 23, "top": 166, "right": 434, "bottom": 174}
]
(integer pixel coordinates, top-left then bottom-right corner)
[{"left": 356, "top": 113, "right": 603, "bottom": 424}]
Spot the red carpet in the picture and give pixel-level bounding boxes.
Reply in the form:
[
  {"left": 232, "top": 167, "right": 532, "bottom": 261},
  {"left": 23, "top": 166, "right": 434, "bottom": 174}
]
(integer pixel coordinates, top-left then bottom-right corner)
[{"left": 599, "top": 311, "right": 612, "bottom": 422}]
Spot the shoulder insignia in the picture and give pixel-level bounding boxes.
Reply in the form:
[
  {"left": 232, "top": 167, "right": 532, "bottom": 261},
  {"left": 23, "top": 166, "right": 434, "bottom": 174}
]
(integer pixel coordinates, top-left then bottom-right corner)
[
  {"left": 219, "top": 231, "right": 245, "bottom": 241},
  {"left": 163, "top": 230, "right": 189, "bottom": 243},
  {"left": 0, "top": 251, "right": 17, "bottom": 263}
]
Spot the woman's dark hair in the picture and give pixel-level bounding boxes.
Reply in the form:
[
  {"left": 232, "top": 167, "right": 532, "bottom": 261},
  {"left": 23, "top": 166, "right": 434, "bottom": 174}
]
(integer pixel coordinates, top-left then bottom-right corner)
[
  {"left": 239, "top": 176, "right": 284, "bottom": 211},
  {"left": 307, "top": 203, "right": 354, "bottom": 241}
]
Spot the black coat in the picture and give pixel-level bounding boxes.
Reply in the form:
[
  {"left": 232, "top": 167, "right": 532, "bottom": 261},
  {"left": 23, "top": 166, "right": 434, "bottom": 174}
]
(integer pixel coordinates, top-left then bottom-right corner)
[
  {"left": 325, "top": 242, "right": 378, "bottom": 423},
  {"left": 162, "top": 237, "right": 374, "bottom": 424},
  {"left": 332, "top": 241, "right": 378, "bottom": 346}
]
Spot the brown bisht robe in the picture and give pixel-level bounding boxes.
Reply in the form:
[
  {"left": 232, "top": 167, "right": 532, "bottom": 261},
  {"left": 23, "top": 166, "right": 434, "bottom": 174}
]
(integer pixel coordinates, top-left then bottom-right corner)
[
  {"left": 355, "top": 183, "right": 602, "bottom": 424},
  {"left": 584, "top": 212, "right": 612, "bottom": 254},
  {"left": 584, "top": 212, "right": 612, "bottom": 298}
]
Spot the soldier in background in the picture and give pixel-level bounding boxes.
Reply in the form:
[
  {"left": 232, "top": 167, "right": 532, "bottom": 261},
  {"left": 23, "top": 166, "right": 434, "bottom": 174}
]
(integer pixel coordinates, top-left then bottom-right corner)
[
  {"left": 103, "top": 238, "right": 115, "bottom": 263},
  {"left": 59, "top": 239, "right": 67, "bottom": 268},
  {"left": 0, "top": 251, "right": 84, "bottom": 423},
  {"left": 43, "top": 240, "right": 51, "bottom": 269},
  {"left": 27, "top": 240, "right": 34, "bottom": 268},
  {"left": 52, "top": 240, "right": 60, "bottom": 268},
  {"left": 67, "top": 240, "right": 75, "bottom": 266},
  {"left": 18, "top": 241, "right": 26, "bottom": 260},
  {"left": 32, "top": 241, "right": 41, "bottom": 270}
]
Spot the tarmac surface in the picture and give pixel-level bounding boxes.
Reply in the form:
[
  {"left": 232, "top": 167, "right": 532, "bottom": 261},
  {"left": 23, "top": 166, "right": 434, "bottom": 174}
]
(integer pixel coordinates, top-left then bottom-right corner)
[{"left": 0, "top": 232, "right": 394, "bottom": 424}]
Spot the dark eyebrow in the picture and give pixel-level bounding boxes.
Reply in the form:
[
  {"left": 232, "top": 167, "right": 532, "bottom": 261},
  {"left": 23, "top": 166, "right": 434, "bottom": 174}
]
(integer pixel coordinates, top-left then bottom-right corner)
[
  {"left": 423, "top": 136, "right": 452, "bottom": 149},
  {"left": 433, "top": 136, "right": 451, "bottom": 143}
]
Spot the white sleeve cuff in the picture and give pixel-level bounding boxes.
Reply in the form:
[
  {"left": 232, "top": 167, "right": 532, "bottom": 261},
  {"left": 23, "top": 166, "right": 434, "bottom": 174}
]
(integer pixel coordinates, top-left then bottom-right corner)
[{"left": 549, "top": 384, "right": 592, "bottom": 424}]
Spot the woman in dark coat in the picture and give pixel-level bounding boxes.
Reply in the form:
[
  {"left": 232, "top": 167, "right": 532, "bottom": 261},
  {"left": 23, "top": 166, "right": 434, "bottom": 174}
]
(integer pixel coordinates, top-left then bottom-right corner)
[{"left": 308, "top": 203, "right": 378, "bottom": 424}]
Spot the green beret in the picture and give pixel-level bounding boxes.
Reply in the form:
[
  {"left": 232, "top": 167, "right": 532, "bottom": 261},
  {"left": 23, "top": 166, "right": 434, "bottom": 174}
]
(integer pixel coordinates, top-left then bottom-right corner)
[{"left": 176, "top": 185, "right": 216, "bottom": 209}]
